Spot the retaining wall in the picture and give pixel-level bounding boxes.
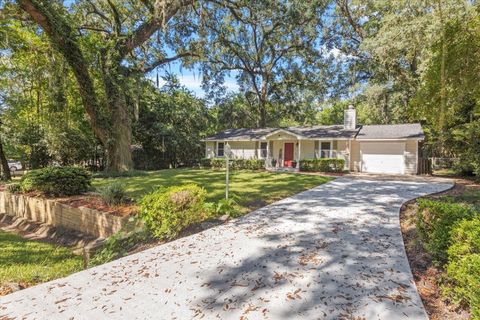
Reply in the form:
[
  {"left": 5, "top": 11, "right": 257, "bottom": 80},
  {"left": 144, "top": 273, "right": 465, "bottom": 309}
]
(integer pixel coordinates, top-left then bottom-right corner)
[{"left": 0, "top": 191, "right": 128, "bottom": 238}]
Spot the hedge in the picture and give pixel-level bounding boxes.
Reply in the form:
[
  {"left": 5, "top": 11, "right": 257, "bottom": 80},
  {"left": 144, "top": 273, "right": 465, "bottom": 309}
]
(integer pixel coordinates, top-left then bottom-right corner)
[
  {"left": 443, "top": 217, "right": 480, "bottom": 317},
  {"left": 201, "top": 158, "right": 265, "bottom": 170},
  {"left": 299, "top": 158, "right": 345, "bottom": 173},
  {"left": 20, "top": 166, "right": 91, "bottom": 196},
  {"left": 416, "top": 199, "right": 477, "bottom": 263}
]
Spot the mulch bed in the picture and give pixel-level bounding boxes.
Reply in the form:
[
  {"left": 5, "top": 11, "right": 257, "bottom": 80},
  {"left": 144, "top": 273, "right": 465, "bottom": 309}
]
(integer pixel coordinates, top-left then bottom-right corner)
[
  {"left": 0, "top": 184, "right": 137, "bottom": 217},
  {"left": 400, "top": 176, "right": 478, "bottom": 320}
]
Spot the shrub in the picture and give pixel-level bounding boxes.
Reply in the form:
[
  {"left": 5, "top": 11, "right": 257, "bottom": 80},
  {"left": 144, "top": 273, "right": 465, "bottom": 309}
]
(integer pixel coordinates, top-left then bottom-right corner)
[
  {"left": 205, "top": 198, "right": 240, "bottom": 218},
  {"left": 140, "top": 184, "right": 209, "bottom": 239},
  {"left": 6, "top": 183, "right": 21, "bottom": 194},
  {"left": 209, "top": 158, "right": 265, "bottom": 170},
  {"left": 443, "top": 218, "right": 480, "bottom": 317},
  {"left": 20, "top": 166, "right": 91, "bottom": 196},
  {"left": 299, "top": 158, "right": 345, "bottom": 173},
  {"left": 98, "top": 181, "right": 128, "bottom": 206},
  {"left": 416, "top": 199, "right": 476, "bottom": 263},
  {"left": 89, "top": 229, "right": 151, "bottom": 266},
  {"left": 198, "top": 158, "right": 212, "bottom": 169}
]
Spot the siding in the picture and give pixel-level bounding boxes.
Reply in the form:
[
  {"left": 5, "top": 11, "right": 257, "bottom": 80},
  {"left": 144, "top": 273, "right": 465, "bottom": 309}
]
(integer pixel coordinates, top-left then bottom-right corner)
[
  {"left": 351, "top": 140, "right": 418, "bottom": 174},
  {"left": 350, "top": 140, "right": 361, "bottom": 172},
  {"left": 206, "top": 142, "right": 215, "bottom": 158},
  {"left": 404, "top": 140, "right": 418, "bottom": 174},
  {"left": 228, "top": 141, "right": 257, "bottom": 159}
]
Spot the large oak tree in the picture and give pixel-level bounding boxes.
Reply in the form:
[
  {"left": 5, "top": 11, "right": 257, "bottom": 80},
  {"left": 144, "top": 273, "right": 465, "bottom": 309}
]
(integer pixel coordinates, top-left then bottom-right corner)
[{"left": 15, "top": 0, "right": 197, "bottom": 171}]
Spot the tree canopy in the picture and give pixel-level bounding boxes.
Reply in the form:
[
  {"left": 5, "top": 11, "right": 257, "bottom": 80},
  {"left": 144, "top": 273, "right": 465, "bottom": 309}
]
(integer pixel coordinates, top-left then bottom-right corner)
[{"left": 0, "top": 0, "right": 479, "bottom": 176}]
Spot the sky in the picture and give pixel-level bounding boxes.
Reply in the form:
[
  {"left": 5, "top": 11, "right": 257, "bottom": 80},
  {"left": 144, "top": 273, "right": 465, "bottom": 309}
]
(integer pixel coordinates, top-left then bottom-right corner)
[{"left": 147, "top": 61, "right": 239, "bottom": 98}]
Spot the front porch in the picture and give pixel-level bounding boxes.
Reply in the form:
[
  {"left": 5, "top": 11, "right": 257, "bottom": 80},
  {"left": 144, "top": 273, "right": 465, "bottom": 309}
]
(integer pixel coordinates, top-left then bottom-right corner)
[{"left": 263, "top": 130, "right": 339, "bottom": 170}]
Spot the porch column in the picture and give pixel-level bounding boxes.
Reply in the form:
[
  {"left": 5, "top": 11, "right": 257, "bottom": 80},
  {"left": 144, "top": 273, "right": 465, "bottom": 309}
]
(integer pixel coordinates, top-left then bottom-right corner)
[
  {"left": 297, "top": 140, "right": 301, "bottom": 169},
  {"left": 266, "top": 140, "right": 270, "bottom": 168}
]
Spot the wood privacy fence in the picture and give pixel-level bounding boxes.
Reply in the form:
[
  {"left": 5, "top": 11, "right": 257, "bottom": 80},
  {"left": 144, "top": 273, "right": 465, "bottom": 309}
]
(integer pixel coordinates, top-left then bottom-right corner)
[{"left": 417, "top": 158, "right": 432, "bottom": 175}]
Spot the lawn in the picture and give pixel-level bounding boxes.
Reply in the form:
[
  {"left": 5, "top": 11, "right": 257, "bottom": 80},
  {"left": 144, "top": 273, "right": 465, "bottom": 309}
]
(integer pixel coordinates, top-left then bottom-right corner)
[
  {"left": 0, "top": 230, "right": 83, "bottom": 293},
  {"left": 93, "top": 169, "right": 332, "bottom": 212}
]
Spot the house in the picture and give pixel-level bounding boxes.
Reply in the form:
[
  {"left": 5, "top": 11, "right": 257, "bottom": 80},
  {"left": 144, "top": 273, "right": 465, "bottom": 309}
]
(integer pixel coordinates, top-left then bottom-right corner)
[{"left": 202, "top": 106, "right": 425, "bottom": 175}]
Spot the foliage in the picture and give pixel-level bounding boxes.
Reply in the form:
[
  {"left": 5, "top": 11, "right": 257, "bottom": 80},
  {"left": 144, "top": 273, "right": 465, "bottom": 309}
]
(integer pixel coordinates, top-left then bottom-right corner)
[
  {"left": 6, "top": 183, "right": 21, "bottom": 194},
  {"left": 416, "top": 199, "right": 477, "bottom": 263},
  {"left": 20, "top": 166, "right": 91, "bottom": 196},
  {"left": 139, "top": 184, "right": 209, "bottom": 240},
  {"left": 89, "top": 229, "right": 151, "bottom": 267},
  {"left": 133, "top": 77, "right": 213, "bottom": 169},
  {"left": 200, "top": 0, "right": 333, "bottom": 127},
  {"left": 205, "top": 198, "right": 240, "bottom": 218},
  {"left": 299, "top": 158, "right": 345, "bottom": 173},
  {"left": 210, "top": 158, "right": 265, "bottom": 170},
  {"left": 0, "top": 230, "right": 82, "bottom": 287},
  {"left": 198, "top": 158, "right": 212, "bottom": 169},
  {"left": 443, "top": 218, "right": 480, "bottom": 317},
  {"left": 98, "top": 181, "right": 128, "bottom": 206}
]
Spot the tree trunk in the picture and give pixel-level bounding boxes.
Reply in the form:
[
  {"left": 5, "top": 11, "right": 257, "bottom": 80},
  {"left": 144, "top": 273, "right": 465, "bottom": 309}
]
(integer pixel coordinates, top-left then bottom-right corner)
[
  {"left": 0, "top": 137, "right": 11, "bottom": 181},
  {"left": 103, "top": 72, "right": 133, "bottom": 172},
  {"left": 106, "top": 103, "right": 133, "bottom": 171}
]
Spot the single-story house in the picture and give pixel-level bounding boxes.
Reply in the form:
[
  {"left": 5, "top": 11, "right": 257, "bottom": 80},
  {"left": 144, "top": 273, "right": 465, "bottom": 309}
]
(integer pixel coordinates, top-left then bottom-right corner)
[{"left": 202, "top": 106, "right": 425, "bottom": 175}]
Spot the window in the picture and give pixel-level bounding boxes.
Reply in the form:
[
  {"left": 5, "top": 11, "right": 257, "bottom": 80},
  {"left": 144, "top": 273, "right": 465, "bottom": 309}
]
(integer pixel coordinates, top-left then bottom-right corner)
[
  {"left": 320, "top": 141, "right": 332, "bottom": 158},
  {"left": 217, "top": 142, "right": 225, "bottom": 157},
  {"left": 260, "top": 142, "right": 268, "bottom": 158}
]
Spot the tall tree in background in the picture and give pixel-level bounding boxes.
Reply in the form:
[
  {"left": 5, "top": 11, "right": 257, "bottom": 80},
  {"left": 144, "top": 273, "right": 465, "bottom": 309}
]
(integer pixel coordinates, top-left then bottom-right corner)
[
  {"left": 199, "top": 0, "right": 334, "bottom": 127},
  {"left": 12, "top": 0, "right": 197, "bottom": 171}
]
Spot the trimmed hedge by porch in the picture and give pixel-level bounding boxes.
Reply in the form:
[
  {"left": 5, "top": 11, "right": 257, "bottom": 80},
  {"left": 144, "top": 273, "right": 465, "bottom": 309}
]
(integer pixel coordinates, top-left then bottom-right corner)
[
  {"left": 299, "top": 158, "right": 345, "bottom": 173},
  {"left": 200, "top": 158, "right": 265, "bottom": 170}
]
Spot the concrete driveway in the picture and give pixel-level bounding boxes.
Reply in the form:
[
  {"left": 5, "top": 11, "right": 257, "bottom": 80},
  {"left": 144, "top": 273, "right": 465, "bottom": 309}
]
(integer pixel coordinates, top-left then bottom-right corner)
[{"left": 0, "top": 177, "right": 452, "bottom": 320}]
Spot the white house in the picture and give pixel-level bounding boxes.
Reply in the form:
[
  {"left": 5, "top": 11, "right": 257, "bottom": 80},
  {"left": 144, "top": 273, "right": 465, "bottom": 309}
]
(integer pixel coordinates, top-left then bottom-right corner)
[{"left": 202, "top": 106, "right": 424, "bottom": 175}]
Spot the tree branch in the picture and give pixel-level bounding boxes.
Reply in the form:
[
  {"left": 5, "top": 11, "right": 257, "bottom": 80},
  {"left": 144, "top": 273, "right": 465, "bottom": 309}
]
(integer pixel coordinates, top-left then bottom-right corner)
[
  {"left": 117, "top": 0, "right": 194, "bottom": 58},
  {"left": 141, "top": 52, "right": 198, "bottom": 73},
  {"left": 18, "top": 0, "right": 109, "bottom": 143}
]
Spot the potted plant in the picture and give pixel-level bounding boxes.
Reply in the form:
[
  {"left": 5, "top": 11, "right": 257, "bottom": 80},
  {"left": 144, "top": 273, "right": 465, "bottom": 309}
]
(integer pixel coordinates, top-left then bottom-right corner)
[
  {"left": 272, "top": 159, "right": 277, "bottom": 167},
  {"left": 292, "top": 160, "right": 297, "bottom": 168}
]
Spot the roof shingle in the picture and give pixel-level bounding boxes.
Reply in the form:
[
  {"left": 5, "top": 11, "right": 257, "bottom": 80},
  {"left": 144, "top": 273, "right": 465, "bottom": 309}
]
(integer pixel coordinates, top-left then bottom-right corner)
[{"left": 203, "top": 123, "right": 424, "bottom": 141}]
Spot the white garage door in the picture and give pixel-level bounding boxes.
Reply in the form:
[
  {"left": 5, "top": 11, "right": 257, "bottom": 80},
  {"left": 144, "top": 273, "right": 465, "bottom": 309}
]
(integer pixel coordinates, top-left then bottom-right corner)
[{"left": 361, "top": 142, "right": 405, "bottom": 174}]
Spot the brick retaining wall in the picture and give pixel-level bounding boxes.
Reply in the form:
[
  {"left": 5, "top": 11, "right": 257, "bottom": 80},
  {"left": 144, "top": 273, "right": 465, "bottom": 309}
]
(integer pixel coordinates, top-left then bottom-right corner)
[{"left": 0, "top": 192, "right": 128, "bottom": 238}]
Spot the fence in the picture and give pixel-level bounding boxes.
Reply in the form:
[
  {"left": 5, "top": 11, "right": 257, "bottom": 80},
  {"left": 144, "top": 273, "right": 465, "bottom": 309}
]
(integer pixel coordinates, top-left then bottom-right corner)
[{"left": 417, "top": 158, "right": 432, "bottom": 175}]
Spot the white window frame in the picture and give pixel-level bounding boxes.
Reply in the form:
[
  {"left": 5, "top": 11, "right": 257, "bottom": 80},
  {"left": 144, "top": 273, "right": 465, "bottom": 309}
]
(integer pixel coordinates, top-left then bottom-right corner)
[
  {"left": 260, "top": 142, "right": 268, "bottom": 158},
  {"left": 319, "top": 140, "right": 333, "bottom": 158},
  {"left": 217, "top": 141, "right": 225, "bottom": 157}
]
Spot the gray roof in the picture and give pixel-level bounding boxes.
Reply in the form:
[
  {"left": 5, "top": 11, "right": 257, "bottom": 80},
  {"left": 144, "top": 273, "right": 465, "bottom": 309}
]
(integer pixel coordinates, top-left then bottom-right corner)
[
  {"left": 203, "top": 125, "right": 360, "bottom": 141},
  {"left": 203, "top": 123, "right": 424, "bottom": 141},
  {"left": 355, "top": 123, "right": 424, "bottom": 140},
  {"left": 203, "top": 128, "right": 277, "bottom": 141}
]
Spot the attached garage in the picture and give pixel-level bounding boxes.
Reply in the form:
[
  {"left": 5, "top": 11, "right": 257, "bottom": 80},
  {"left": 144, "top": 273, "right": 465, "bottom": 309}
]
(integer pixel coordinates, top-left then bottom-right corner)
[{"left": 360, "top": 142, "right": 405, "bottom": 174}]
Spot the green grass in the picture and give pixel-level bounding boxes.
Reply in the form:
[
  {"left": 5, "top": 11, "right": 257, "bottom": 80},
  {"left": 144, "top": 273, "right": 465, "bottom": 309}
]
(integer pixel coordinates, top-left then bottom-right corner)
[
  {"left": 0, "top": 231, "right": 83, "bottom": 288},
  {"left": 93, "top": 169, "right": 332, "bottom": 212}
]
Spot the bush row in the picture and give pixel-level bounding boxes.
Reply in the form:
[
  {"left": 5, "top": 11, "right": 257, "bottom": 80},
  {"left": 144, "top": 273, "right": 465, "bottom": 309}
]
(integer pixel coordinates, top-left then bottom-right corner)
[
  {"left": 416, "top": 199, "right": 480, "bottom": 317},
  {"left": 200, "top": 158, "right": 265, "bottom": 170},
  {"left": 299, "top": 158, "right": 345, "bottom": 173}
]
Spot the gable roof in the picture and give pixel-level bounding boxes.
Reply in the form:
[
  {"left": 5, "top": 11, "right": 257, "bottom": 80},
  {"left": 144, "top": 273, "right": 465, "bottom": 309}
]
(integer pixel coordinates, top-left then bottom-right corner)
[
  {"left": 355, "top": 123, "right": 424, "bottom": 140},
  {"left": 202, "top": 123, "right": 424, "bottom": 141},
  {"left": 202, "top": 125, "right": 360, "bottom": 141}
]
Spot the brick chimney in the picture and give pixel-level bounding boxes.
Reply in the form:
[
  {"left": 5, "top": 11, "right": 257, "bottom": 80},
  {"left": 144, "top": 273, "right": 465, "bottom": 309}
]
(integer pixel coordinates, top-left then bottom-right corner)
[{"left": 344, "top": 104, "right": 356, "bottom": 130}]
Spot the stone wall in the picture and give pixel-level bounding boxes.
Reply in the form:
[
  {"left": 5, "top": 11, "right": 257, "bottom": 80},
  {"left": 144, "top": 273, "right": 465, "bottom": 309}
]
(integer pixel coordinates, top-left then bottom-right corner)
[{"left": 0, "top": 192, "right": 129, "bottom": 238}]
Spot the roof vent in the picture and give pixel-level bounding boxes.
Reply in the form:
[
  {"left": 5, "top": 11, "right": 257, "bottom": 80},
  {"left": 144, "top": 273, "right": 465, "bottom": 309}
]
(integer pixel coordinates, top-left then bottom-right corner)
[{"left": 344, "top": 105, "right": 356, "bottom": 130}]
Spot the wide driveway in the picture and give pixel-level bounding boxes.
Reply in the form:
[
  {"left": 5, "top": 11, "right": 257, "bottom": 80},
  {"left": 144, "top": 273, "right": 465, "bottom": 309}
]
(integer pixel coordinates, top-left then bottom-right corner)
[{"left": 0, "top": 177, "right": 452, "bottom": 319}]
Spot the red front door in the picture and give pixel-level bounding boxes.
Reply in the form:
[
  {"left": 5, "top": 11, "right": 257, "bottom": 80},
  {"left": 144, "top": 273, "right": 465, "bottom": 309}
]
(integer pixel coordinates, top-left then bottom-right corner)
[{"left": 284, "top": 143, "right": 294, "bottom": 167}]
